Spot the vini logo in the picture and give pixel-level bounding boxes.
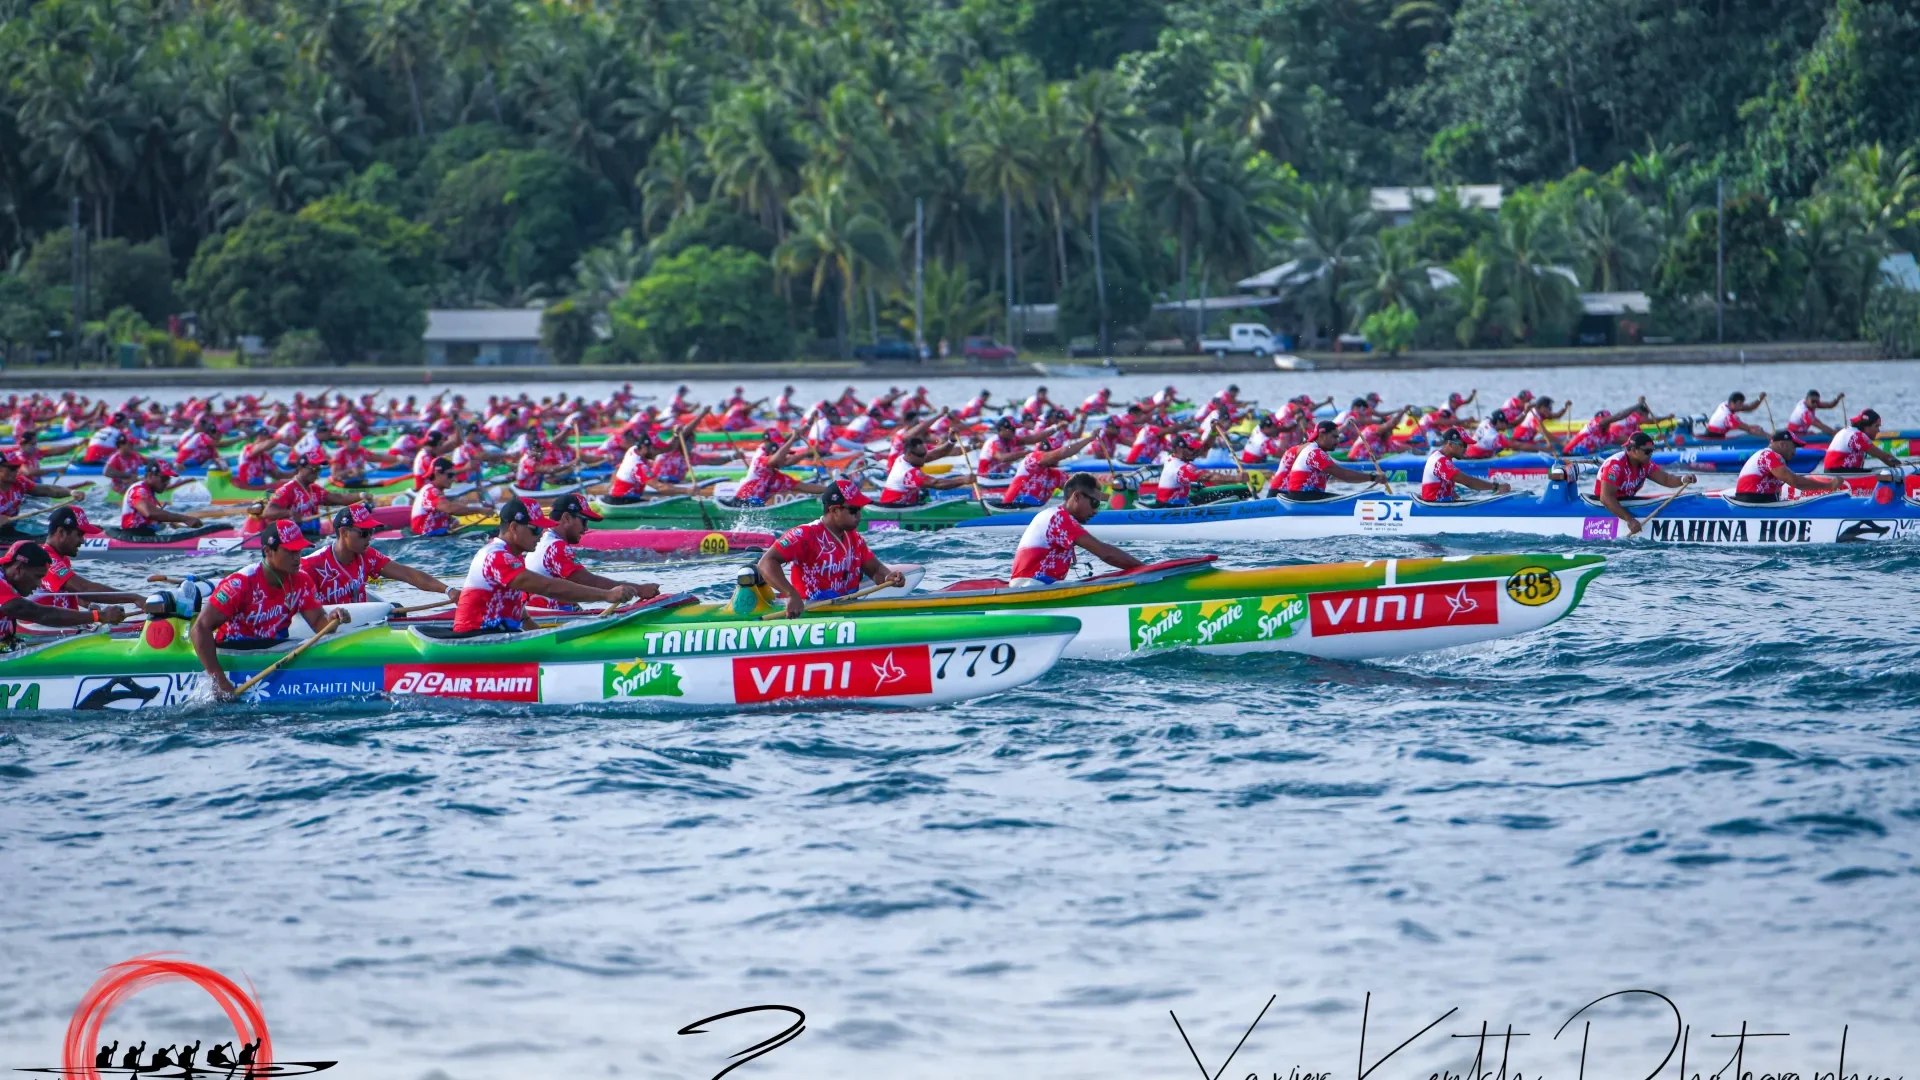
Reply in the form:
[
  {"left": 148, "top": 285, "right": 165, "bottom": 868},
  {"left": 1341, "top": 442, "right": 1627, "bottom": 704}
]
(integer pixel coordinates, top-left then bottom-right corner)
[
  {"left": 1309, "top": 581, "right": 1500, "bottom": 636},
  {"left": 732, "top": 646, "right": 932, "bottom": 704}
]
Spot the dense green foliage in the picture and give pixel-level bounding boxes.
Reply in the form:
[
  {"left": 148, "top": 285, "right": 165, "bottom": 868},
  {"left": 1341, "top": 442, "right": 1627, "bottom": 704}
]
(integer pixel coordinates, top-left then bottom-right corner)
[{"left": 0, "top": 0, "right": 1917, "bottom": 362}]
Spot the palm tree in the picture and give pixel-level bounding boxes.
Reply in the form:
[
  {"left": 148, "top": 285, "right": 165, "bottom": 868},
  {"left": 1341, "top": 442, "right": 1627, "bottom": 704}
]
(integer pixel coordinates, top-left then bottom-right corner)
[
  {"left": 637, "top": 131, "right": 706, "bottom": 235},
  {"left": 1139, "top": 123, "right": 1232, "bottom": 341},
  {"left": 19, "top": 53, "right": 142, "bottom": 239},
  {"left": 1488, "top": 197, "right": 1576, "bottom": 341},
  {"left": 572, "top": 228, "right": 648, "bottom": 317},
  {"left": 960, "top": 92, "right": 1040, "bottom": 343},
  {"left": 1342, "top": 231, "right": 1433, "bottom": 327},
  {"left": 1068, "top": 70, "right": 1137, "bottom": 355},
  {"left": 364, "top": 0, "right": 433, "bottom": 137},
  {"left": 918, "top": 258, "right": 993, "bottom": 348},
  {"left": 213, "top": 113, "right": 346, "bottom": 223},
  {"left": 703, "top": 85, "right": 805, "bottom": 244},
  {"left": 1278, "top": 183, "right": 1378, "bottom": 345},
  {"left": 624, "top": 60, "right": 709, "bottom": 150},
  {"left": 1826, "top": 142, "right": 1920, "bottom": 252},
  {"left": 812, "top": 83, "right": 896, "bottom": 205},
  {"left": 439, "top": 0, "right": 513, "bottom": 124},
  {"left": 1437, "top": 248, "right": 1515, "bottom": 348},
  {"left": 859, "top": 45, "right": 934, "bottom": 144},
  {"left": 776, "top": 173, "right": 898, "bottom": 358},
  {"left": 1031, "top": 82, "right": 1077, "bottom": 297},
  {"left": 1787, "top": 194, "right": 1881, "bottom": 340},
  {"left": 1570, "top": 188, "right": 1658, "bottom": 292},
  {"left": 1210, "top": 40, "right": 1301, "bottom": 163}
]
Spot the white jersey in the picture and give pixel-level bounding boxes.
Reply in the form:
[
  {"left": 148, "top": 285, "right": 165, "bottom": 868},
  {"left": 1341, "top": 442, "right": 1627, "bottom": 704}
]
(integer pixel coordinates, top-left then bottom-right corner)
[
  {"left": 293, "top": 429, "right": 322, "bottom": 455},
  {"left": 615, "top": 444, "right": 647, "bottom": 485},
  {"left": 880, "top": 457, "right": 923, "bottom": 500},
  {"left": 1787, "top": 400, "right": 1816, "bottom": 434},
  {"left": 1706, "top": 402, "right": 1737, "bottom": 434},
  {"left": 844, "top": 414, "right": 875, "bottom": 438},
  {"left": 525, "top": 530, "right": 576, "bottom": 576},
  {"left": 85, "top": 426, "right": 119, "bottom": 452},
  {"left": 1242, "top": 428, "right": 1278, "bottom": 462},
  {"left": 807, "top": 413, "right": 833, "bottom": 443},
  {"left": 1470, "top": 418, "right": 1502, "bottom": 452}
]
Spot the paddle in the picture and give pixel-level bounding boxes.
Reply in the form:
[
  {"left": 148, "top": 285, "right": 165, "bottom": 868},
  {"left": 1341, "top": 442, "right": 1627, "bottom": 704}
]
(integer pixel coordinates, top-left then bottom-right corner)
[
  {"left": 231, "top": 613, "right": 343, "bottom": 696},
  {"left": 1633, "top": 477, "right": 1697, "bottom": 534},
  {"left": 390, "top": 597, "right": 454, "bottom": 616},
  {"left": 1210, "top": 421, "right": 1253, "bottom": 496},
  {"left": 962, "top": 436, "right": 987, "bottom": 503},
  {"left": 758, "top": 579, "right": 895, "bottom": 620},
  {"left": 3, "top": 496, "right": 81, "bottom": 526}
]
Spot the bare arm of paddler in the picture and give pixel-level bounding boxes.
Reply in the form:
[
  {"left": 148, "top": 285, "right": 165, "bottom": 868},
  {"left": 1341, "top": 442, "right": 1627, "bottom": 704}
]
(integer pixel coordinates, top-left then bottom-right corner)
[
  {"left": 756, "top": 522, "right": 906, "bottom": 620},
  {"left": 127, "top": 487, "right": 206, "bottom": 530},
  {"left": 507, "top": 567, "right": 637, "bottom": 607},
  {"left": 375, "top": 559, "right": 465, "bottom": 602},
  {"left": 552, "top": 563, "right": 661, "bottom": 599},
  {"left": 3, "top": 595, "right": 125, "bottom": 630},
  {"left": 190, "top": 597, "right": 350, "bottom": 702}
]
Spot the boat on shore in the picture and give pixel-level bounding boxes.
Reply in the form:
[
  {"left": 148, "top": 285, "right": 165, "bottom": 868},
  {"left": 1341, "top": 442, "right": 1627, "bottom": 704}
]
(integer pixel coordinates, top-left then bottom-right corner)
[
  {"left": 953, "top": 466, "right": 1920, "bottom": 545},
  {"left": 0, "top": 596, "right": 1076, "bottom": 712}
]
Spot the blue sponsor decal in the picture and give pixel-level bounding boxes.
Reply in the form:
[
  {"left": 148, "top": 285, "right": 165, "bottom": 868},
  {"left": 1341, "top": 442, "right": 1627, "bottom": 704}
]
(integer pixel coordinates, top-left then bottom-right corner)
[{"left": 232, "top": 666, "right": 385, "bottom": 701}]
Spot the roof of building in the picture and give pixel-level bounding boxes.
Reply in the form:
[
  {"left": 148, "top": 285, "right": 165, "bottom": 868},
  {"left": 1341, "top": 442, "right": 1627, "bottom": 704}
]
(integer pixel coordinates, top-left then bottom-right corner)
[
  {"left": 1578, "top": 291, "right": 1652, "bottom": 316},
  {"left": 423, "top": 309, "right": 544, "bottom": 344},
  {"left": 1151, "top": 294, "right": 1282, "bottom": 312},
  {"left": 1369, "top": 185, "right": 1504, "bottom": 214},
  {"left": 1881, "top": 252, "right": 1919, "bottom": 292}
]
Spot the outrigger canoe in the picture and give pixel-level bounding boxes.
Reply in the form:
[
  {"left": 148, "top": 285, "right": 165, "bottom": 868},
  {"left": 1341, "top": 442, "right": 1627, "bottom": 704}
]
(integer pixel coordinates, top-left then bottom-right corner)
[
  {"left": 592, "top": 493, "right": 999, "bottom": 533},
  {"left": 955, "top": 466, "right": 1920, "bottom": 545},
  {"left": 701, "top": 553, "right": 1602, "bottom": 661},
  {"left": 0, "top": 596, "right": 1077, "bottom": 712}
]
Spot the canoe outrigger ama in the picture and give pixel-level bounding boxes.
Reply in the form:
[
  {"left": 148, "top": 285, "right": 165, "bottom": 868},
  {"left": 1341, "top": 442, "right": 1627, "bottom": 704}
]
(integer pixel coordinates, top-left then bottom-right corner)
[{"left": 954, "top": 465, "right": 1920, "bottom": 546}]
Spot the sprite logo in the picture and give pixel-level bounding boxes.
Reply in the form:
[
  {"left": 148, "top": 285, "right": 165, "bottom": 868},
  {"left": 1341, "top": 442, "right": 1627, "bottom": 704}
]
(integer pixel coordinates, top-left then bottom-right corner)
[
  {"left": 1128, "top": 595, "right": 1305, "bottom": 651},
  {"left": 602, "top": 659, "right": 684, "bottom": 698}
]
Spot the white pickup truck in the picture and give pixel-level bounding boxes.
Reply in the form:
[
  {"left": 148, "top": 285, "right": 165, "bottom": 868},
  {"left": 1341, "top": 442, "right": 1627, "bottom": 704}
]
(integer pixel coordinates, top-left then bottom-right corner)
[{"left": 1199, "top": 323, "right": 1280, "bottom": 357}]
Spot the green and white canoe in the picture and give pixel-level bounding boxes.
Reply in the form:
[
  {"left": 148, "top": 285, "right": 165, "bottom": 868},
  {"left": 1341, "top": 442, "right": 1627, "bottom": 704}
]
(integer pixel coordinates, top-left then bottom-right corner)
[
  {"left": 0, "top": 597, "right": 1077, "bottom": 713},
  {"left": 590, "top": 493, "right": 1002, "bottom": 533}
]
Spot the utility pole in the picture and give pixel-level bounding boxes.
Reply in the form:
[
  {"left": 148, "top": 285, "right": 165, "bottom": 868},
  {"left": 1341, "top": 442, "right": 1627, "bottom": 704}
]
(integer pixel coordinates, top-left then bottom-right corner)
[
  {"left": 1715, "top": 176, "right": 1724, "bottom": 345},
  {"left": 69, "top": 197, "right": 81, "bottom": 368},
  {"left": 913, "top": 198, "right": 925, "bottom": 359}
]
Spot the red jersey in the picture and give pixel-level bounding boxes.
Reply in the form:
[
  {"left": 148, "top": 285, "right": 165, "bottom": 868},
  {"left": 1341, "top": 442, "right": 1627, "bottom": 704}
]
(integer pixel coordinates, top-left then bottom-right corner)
[
  {"left": 1420, "top": 451, "right": 1461, "bottom": 501},
  {"left": 302, "top": 542, "right": 392, "bottom": 605},
  {"left": 38, "top": 549, "right": 79, "bottom": 610},
  {"left": 878, "top": 457, "right": 927, "bottom": 505},
  {"left": 174, "top": 430, "right": 218, "bottom": 468},
  {"left": 452, "top": 538, "right": 529, "bottom": 632},
  {"left": 0, "top": 475, "right": 33, "bottom": 517},
  {"left": 1004, "top": 451, "right": 1066, "bottom": 505},
  {"left": 0, "top": 576, "right": 20, "bottom": 638},
  {"left": 1735, "top": 447, "right": 1786, "bottom": 497},
  {"left": 1822, "top": 426, "right": 1872, "bottom": 471},
  {"left": 207, "top": 563, "right": 319, "bottom": 643},
  {"left": 526, "top": 530, "right": 583, "bottom": 607},
  {"left": 1155, "top": 459, "right": 1204, "bottom": 504},
  {"left": 120, "top": 480, "right": 162, "bottom": 530},
  {"left": 409, "top": 483, "right": 454, "bottom": 535},
  {"left": 734, "top": 448, "right": 796, "bottom": 503},
  {"left": 270, "top": 479, "right": 326, "bottom": 521},
  {"left": 1593, "top": 451, "right": 1652, "bottom": 497},
  {"left": 1284, "top": 445, "right": 1333, "bottom": 492},
  {"left": 1008, "top": 506, "right": 1087, "bottom": 583},
  {"left": 772, "top": 520, "right": 873, "bottom": 600}
]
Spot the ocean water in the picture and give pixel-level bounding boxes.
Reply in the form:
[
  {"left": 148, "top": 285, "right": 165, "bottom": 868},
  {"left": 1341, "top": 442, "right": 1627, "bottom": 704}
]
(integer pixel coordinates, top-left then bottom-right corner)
[{"left": 2, "top": 361, "right": 1918, "bottom": 1079}]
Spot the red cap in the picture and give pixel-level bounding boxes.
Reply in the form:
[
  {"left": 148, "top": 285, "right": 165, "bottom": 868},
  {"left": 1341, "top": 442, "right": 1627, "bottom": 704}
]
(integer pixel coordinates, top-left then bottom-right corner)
[
  {"left": 49, "top": 505, "right": 101, "bottom": 535},
  {"left": 262, "top": 518, "right": 311, "bottom": 551},
  {"left": 303, "top": 449, "right": 330, "bottom": 467},
  {"left": 333, "top": 502, "right": 381, "bottom": 531}
]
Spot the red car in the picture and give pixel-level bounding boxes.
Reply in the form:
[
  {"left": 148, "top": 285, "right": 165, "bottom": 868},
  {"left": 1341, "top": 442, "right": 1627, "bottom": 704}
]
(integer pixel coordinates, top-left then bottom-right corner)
[{"left": 962, "top": 336, "right": 1017, "bottom": 361}]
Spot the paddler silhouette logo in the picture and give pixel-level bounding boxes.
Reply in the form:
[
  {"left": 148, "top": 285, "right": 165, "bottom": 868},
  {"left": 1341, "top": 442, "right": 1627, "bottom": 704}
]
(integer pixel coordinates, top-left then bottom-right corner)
[{"left": 17, "top": 954, "right": 336, "bottom": 1079}]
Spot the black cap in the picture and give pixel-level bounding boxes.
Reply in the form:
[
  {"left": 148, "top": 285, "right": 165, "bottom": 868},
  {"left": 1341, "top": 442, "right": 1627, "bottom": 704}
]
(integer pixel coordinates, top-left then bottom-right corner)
[
  {"left": 1770, "top": 428, "right": 1796, "bottom": 442},
  {"left": 1314, "top": 420, "right": 1339, "bottom": 436},
  {"left": 1854, "top": 408, "right": 1881, "bottom": 427},
  {"left": 1729, "top": 391, "right": 1746, "bottom": 403},
  {"left": 429, "top": 456, "right": 454, "bottom": 474},
  {"left": 0, "top": 540, "right": 50, "bottom": 568},
  {"left": 549, "top": 493, "right": 602, "bottom": 521},
  {"left": 498, "top": 499, "right": 556, "bottom": 530},
  {"left": 1626, "top": 431, "right": 1655, "bottom": 450},
  {"left": 1441, "top": 427, "right": 1467, "bottom": 444}
]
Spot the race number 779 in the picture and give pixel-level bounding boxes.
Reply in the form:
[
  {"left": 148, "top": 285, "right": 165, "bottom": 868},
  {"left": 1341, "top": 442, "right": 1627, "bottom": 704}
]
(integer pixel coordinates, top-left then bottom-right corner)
[{"left": 931, "top": 643, "right": 1016, "bottom": 678}]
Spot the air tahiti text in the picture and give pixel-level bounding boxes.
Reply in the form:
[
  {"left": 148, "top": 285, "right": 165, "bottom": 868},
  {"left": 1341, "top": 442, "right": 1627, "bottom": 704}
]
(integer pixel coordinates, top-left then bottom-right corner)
[{"left": 642, "top": 619, "right": 859, "bottom": 656}]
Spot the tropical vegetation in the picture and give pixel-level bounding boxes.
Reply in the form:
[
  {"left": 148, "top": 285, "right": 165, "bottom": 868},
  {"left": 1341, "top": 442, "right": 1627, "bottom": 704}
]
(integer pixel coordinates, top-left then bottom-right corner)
[{"left": 0, "top": 0, "right": 1917, "bottom": 363}]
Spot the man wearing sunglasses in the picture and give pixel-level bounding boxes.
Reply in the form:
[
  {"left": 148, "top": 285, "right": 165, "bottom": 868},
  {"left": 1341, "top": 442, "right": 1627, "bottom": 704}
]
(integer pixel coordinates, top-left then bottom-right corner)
[
  {"left": 756, "top": 481, "right": 907, "bottom": 619},
  {"left": 524, "top": 494, "right": 662, "bottom": 611},
  {"left": 304, "top": 503, "right": 463, "bottom": 607}
]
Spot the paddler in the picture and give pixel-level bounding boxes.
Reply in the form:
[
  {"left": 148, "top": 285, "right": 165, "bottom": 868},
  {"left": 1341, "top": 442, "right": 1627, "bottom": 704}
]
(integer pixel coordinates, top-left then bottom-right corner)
[
  {"left": 190, "top": 520, "right": 354, "bottom": 700},
  {"left": 734, "top": 429, "right": 829, "bottom": 504},
  {"left": 1593, "top": 431, "right": 1696, "bottom": 536},
  {"left": 259, "top": 449, "right": 368, "bottom": 535},
  {"left": 0, "top": 449, "right": 78, "bottom": 536},
  {"left": 1704, "top": 391, "right": 1768, "bottom": 438},
  {"left": 37, "top": 507, "right": 164, "bottom": 614},
  {"left": 101, "top": 432, "right": 149, "bottom": 493},
  {"left": 0, "top": 540, "right": 127, "bottom": 645},
  {"left": 121, "top": 461, "right": 206, "bottom": 534},
  {"left": 1787, "top": 389, "right": 1843, "bottom": 443},
  {"left": 1009, "top": 474, "right": 1143, "bottom": 586},
  {"left": 410, "top": 457, "right": 492, "bottom": 536},
  {"left": 756, "top": 481, "right": 907, "bottom": 618},
  {"left": 451, "top": 499, "right": 640, "bottom": 635},
  {"left": 524, "top": 494, "right": 662, "bottom": 611},
  {"left": 304, "top": 503, "right": 462, "bottom": 607},
  {"left": 1280, "top": 421, "right": 1381, "bottom": 500},
  {"left": 1003, "top": 431, "right": 1093, "bottom": 506},
  {"left": 878, "top": 435, "right": 972, "bottom": 505},
  {"left": 1732, "top": 430, "right": 1846, "bottom": 504},
  {"left": 1420, "top": 428, "right": 1511, "bottom": 501},
  {"left": 1153, "top": 435, "right": 1243, "bottom": 506},
  {"left": 1820, "top": 408, "right": 1901, "bottom": 474}
]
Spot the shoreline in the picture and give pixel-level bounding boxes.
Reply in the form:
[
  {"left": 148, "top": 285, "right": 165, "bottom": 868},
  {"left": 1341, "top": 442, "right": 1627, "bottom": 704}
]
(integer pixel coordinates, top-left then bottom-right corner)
[{"left": 0, "top": 340, "right": 1887, "bottom": 389}]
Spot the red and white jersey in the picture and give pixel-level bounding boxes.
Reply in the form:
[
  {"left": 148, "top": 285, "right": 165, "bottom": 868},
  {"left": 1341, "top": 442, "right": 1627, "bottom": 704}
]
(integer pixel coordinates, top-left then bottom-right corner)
[
  {"left": 37, "top": 548, "right": 79, "bottom": 610},
  {"left": 0, "top": 576, "right": 25, "bottom": 638},
  {"left": 1284, "top": 445, "right": 1333, "bottom": 492},
  {"left": 514, "top": 450, "right": 545, "bottom": 489},
  {"left": 610, "top": 445, "right": 649, "bottom": 497},
  {"left": 120, "top": 480, "right": 161, "bottom": 529},
  {"left": 104, "top": 448, "right": 146, "bottom": 486},
  {"left": 1009, "top": 506, "right": 1087, "bottom": 584},
  {"left": 1593, "top": 451, "right": 1652, "bottom": 497},
  {"left": 269, "top": 479, "right": 326, "bottom": 521},
  {"left": 1348, "top": 424, "right": 1392, "bottom": 461},
  {"left": 878, "top": 457, "right": 927, "bottom": 505},
  {"left": 1265, "top": 444, "right": 1305, "bottom": 494},
  {"left": 449, "top": 440, "right": 484, "bottom": 478},
  {"left": 1605, "top": 413, "right": 1644, "bottom": 442},
  {"left": 235, "top": 442, "right": 276, "bottom": 486},
  {"left": 734, "top": 447, "right": 794, "bottom": 502},
  {"left": 1513, "top": 409, "right": 1546, "bottom": 442},
  {"left": 1469, "top": 419, "right": 1506, "bottom": 455},
  {"left": 1735, "top": 447, "right": 1786, "bottom": 497},
  {"left": 526, "top": 530, "right": 584, "bottom": 606},
  {"left": 1563, "top": 415, "right": 1609, "bottom": 455},
  {"left": 958, "top": 394, "right": 989, "bottom": 420},
  {"left": 207, "top": 563, "right": 318, "bottom": 642},
  {"left": 390, "top": 432, "right": 422, "bottom": 457},
  {"left": 410, "top": 482, "right": 454, "bottom": 535},
  {"left": 804, "top": 413, "right": 834, "bottom": 447},
  {"left": 1502, "top": 395, "right": 1528, "bottom": 415},
  {"left": 1412, "top": 412, "right": 1449, "bottom": 441},
  {"left": 1706, "top": 402, "right": 1738, "bottom": 435},
  {"left": 772, "top": 520, "right": 873, "bottom": 599},
  {"left": 843, "top": 414, "right": 877, "bottom": 440},
  {"left": 1022, "top": 393, "right": 1049, "bottom": 417},
  {"left": 720, "top": 402, "right": 754, "bottom": 430},
  {"left": 273, "top": 420, "right": 301, "bottom": 445},
  {"left": 302, "top": 542, "right": 393, "bottom": 605},
  {"left": 980, "top": 433, "right": 1022, "bottom": 478},
  {"left": 332, "top": 443, "right": 370, "bottom": 477},
  {"left": 174, "top": 430, "right": 218, "bottom": 467},
  {"left": 452, "top": 537, "right": 529, "bottom": 632},
  {"left": 411, "top": 446, "right": 439, "bottom": 488},
  {"left": 82, "top": 426, "right": 121, "bottom": 461},
  {"left": 1004, "top": 451, "right": 1066, "bottom": 504},
  {"left": 1079, "top": 390, "right": 1110, "bottom": 415},
  {"left": 650, "top": 445, "right": 690, "bottom": 483},
  {"left": 481, "top": 413, "right": 512, "bottom": 443},
  {"left": 1420, "top": 450, "right": 1461, "bottom": 501},
  {"left": 1823, "top": 425, "right": 1871, "bottom": 471},
  {"left": 1787, "top": 401, "right": 1818, "bottom": 436},
  {"left": 1124, "top": 425, "right": 1168, "bottom": 465},
  {"left": 1241, "top": 428, "right": 1281, "bottom": 464},
  {"left": 1156, "top": 459, "right": 1204, "bottom": 503}
]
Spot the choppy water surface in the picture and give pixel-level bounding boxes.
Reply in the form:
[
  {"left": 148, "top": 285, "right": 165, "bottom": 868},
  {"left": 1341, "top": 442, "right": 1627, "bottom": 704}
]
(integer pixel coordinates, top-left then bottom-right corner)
[{"left": 3, "top": 361, "right": 1919, "bottom": 1079}]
